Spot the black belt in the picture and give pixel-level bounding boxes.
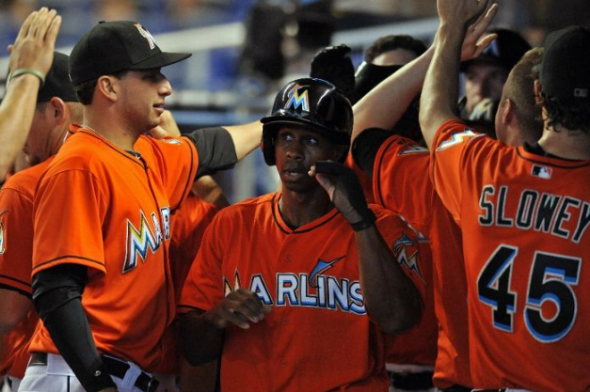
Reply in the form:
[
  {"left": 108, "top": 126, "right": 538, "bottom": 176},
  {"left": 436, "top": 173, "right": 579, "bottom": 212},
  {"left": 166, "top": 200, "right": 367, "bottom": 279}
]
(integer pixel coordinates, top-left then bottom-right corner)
[
  {"left": 29, "top": 353, "right": 159, "bottom": 392},
  {"left": 388, "top": 370, "right": 434, "bottom": 390}
]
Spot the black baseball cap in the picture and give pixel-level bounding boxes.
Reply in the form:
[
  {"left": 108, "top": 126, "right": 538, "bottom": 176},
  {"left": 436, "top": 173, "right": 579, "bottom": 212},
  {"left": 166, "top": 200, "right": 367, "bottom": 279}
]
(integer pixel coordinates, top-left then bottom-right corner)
[
  {"left": 540, "top": 25, "right": 590, "bottom": 103},
  {"left": 38, "top": 52, "right": 77, "bottom": 103},
  {"left": 70, "top": 21, "right": 191, "bottom": 85},
  {"left": 462, "top": 28, "right": 531, "bottom": 72}
]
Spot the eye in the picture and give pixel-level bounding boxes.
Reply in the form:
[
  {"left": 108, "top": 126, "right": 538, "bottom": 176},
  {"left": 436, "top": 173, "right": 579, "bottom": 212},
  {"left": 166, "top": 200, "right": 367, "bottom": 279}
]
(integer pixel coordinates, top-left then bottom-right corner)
[
  {"left": 143, "top": 71, "right": 166, "bottom": 82},
  {"left": 278, "top": 132, "right": 294, "bottom": 141},
  {"left": 304, "top": 136, "right": 319, "bottom": 145}
]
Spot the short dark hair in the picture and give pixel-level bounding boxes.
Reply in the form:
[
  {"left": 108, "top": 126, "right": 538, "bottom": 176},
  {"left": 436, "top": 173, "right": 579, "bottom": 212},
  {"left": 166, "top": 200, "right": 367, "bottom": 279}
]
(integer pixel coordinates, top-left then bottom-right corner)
[
  {"left": 364, "top": 35, "right": 427, "bottom": 63},
  {"left": 503, "top": 48, "right": 544, "bottom": 140},
  {"left": 74, "top": 70, "right": 129, "bottom": 105}
]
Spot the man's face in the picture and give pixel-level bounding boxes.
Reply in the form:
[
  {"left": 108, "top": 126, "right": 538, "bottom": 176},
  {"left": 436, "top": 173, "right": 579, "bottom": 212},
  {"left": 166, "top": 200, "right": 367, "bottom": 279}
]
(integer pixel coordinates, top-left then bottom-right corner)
[
  {"left": 116, "top": 68, "right": 172, "bottom": 132},
  {"left": 464, "top": 63, "right": 509, "bottom": 114},
  {"left": 274, "top": 126, "right": 344, "bottom": 193},
  {"left": 23, "top": 104, "right": 51, "bottom": 165}
]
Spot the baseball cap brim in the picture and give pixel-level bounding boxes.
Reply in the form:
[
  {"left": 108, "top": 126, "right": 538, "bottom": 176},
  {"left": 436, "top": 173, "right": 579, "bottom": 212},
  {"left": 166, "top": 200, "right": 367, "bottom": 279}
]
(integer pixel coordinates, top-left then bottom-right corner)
[{"left": 128, "top": 52, "right": 192, "bottom": 70}]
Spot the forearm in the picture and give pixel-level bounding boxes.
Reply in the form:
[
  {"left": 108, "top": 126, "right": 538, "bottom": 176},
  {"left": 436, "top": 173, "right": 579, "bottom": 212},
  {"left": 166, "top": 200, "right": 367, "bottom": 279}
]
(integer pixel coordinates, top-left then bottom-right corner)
[
  {"left": 352, "top": 47, "right": 434, "bottom": 141},
  {"left": 356, "top": 226, "right": 421, "bottom": 334},
  {"left": 32, "top": 265, "right": 116, "bottom": 392},
  {"left": 420, "top": 24, "right": 466, "bottom": 148},
  {"left": 180, "top": 311, "right": 224, "bottom": 366},
  {"left": 0, "top": 76, "right": 41, "bottom": 180},
  {"left": 223, "top": 121, "right": 262, "bottom": 161}
]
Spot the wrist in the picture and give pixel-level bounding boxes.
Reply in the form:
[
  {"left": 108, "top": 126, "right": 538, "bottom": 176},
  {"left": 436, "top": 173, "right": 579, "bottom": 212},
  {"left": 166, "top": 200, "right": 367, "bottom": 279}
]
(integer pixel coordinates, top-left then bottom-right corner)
[
  {"left": 350, "top": 209, "right": 376, "bottom": 231},
  {"left": 6, "top": 68, "right": 45, "bottom": 88}
]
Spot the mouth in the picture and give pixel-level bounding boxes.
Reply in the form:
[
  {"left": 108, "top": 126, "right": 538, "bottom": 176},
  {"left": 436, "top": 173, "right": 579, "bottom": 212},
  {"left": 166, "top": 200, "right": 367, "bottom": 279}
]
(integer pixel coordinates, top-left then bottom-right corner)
[{"left": 153, "top": 104, "right": 165, "bottom": 113}]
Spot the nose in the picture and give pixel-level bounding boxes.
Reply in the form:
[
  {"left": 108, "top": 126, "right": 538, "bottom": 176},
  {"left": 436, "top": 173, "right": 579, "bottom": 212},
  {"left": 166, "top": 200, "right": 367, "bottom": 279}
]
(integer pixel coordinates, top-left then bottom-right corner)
[
  {"left": 285, "top": 139, "right": 304, "bottom": 160},
  {"left": 160, "top": 79, "right": 173, "bottom": 97}
]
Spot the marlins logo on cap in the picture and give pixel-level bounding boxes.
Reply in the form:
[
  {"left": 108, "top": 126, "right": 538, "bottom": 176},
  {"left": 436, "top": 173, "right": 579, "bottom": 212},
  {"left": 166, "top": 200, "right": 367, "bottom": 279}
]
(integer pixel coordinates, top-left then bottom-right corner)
[
  {"left": 134, "top": 23, "right": 156, "bottom": 50},
  {"left": 284, "top": 84, "right": 310, "bottom": 112}
]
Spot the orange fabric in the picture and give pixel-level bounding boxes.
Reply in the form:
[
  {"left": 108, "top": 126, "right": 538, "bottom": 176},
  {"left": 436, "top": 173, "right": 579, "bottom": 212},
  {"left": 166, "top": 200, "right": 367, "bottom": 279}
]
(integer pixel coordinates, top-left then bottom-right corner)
[
  {"left": 30, "top": 125, "right": 198, "bottom": 371},
  {"left": 373, "top": 135, "right": 470, "bottom": 388},
  {"left": 179, "top": 193, "right": 426, "bottom": 392},
  {"left": 0, "top": 159, "right": 53, "bottom": 379},
  {"left": 431, "top": 119, "right": 590, "bottom": 392},
  {"left": 153, "top": 194, "right": 221, "bottom": 374}
]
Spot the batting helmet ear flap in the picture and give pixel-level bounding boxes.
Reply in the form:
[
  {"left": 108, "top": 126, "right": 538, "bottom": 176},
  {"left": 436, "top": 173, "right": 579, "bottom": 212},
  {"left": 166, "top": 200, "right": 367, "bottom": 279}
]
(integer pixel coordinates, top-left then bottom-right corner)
[{"left": 262, "top": 124, "right": 278, "bottom": 165}]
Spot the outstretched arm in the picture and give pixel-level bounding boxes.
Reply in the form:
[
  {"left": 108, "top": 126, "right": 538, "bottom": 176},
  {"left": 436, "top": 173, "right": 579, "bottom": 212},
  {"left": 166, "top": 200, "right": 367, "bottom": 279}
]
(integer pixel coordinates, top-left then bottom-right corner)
[
  {"left": 223, "top": 121, "right": 263, "bottom": 161},
  {"left": 0, "top": 8, "right": 61, "bottom": 181},
  {"left": 420, "top": 0, "right": 497, "bottom": 148},
  {"left": 353, "top": 4, "right": 497, "bottom": 143}
]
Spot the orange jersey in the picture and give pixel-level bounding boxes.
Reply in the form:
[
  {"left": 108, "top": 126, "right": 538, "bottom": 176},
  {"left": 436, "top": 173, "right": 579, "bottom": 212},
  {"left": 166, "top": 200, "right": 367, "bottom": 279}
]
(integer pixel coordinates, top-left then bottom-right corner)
[
  {"left": 30, "top": 125, "right": 198, "bottom": 371},
  {"left": 373, "top": 134, "right": 470, "bottom": 388},
  {"left": 179, "top": 192, "right": 426, "bottom": 392},
  {"left": 0, "top": 159, "right": 53, "bottom": 379},
  {"left": 431, "top": 119, "right": 590, "bottom": 392},
  {"left": 154, "top": 193, "right": 222, "bottom": 374}
]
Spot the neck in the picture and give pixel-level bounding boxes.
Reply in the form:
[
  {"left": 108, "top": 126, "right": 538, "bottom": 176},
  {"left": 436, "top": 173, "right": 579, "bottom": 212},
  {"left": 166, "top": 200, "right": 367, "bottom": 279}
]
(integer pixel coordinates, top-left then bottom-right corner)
[
  {"left": 537, "top": 124, "right": 590, "bottom": 160},
  {"left": 279, "top": 187, "right": 334, "bottom": 229},
  {"left": 82, "top": 108, "right": 142, "bottom": 151}
]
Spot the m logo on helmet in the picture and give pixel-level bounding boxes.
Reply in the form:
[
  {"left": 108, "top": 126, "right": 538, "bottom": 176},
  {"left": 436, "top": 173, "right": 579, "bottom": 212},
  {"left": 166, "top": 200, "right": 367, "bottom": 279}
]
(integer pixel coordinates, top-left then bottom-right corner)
[
  {"left": 134, "top": 23, "right": 157, "bottom": 50},
  {"left": 284, "top": 84, "right": 310, "bottom": 112}
]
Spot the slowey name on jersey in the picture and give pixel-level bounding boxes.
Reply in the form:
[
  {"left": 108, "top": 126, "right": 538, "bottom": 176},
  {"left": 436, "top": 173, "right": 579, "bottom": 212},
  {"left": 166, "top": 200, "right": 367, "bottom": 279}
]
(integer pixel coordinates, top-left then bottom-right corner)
[
  {"left": 478, "top": 185, "right": 590, "bottom": 243},
  {"left": 123, "top": 207, "right": 171, "bottom": 273}
]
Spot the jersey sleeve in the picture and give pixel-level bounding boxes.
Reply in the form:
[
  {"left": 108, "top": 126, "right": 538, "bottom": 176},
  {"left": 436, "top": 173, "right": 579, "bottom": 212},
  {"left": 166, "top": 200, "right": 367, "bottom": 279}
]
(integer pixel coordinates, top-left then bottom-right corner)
[
  {"left": 0, "top": 187, "right": 34, "bottom": 295},
  {"left": 178, "top": 212, "right": 226, "bottom": 314},
  {"left": 32, "top": 169, "right": 107, "bottom": 275},
  {"left": 372, "top": 206, "right": 427, "bottom": 296},
  {"left": 430, "top": 119, "right": 484, "bottom": 225},
  {"left": 373, "top": 135, "right": 432, "bottom": 235},
  {"left": 140, "top": 136, "right": 199, "bottom": 211}
]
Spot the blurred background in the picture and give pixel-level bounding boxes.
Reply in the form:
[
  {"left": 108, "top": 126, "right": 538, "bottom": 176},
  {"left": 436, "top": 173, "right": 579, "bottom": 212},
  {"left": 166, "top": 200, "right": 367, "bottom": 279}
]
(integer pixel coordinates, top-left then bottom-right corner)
[{"left": 1, "top": 0, "right": 589, "bottom": 201}]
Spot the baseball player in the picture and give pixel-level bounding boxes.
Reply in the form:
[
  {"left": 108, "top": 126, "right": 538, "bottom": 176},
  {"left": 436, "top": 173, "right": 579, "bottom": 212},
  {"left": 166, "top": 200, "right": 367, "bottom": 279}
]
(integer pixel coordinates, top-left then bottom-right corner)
[
  {"left": 19, "top": 21, "right": 262, "bottom": 392},
  {"left": 420, "top": 0, "right": 590, "bottom": 390},
  {"left": 350, "top": 7, "right": 502, "bottom": 391},
  {"left": 0, "top": 8, "right": 60, "bottom": 183},
  {"left": 0, "top": 51, "right": 80, "bottom": 392},
  {"left": 178, "top": 77, "right": 426, "bottom": 392}
]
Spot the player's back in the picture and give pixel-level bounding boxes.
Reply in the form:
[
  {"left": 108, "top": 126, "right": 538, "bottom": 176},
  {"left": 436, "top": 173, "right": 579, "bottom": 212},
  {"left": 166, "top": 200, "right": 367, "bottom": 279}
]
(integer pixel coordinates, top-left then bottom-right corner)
[{"left": 432, "top": 122, "right": 590, "bottom": 392}]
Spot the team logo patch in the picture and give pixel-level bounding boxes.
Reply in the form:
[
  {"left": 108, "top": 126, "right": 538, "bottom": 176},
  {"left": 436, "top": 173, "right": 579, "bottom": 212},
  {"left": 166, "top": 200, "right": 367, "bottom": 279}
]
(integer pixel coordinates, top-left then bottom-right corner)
[
  {"left": 437, "top": 129, "right": 480, "bottom": 151},
  {"left": 134, "top": 23, "right": 157, "bottom": 50},
  {"left": 284, "top": 84, "right": 310, "bottom": 112},
  {"left": 393, "top": 234, "right": 422, "bottom": 280},
  {"left": 531, "top": 165, "right": 552, "bottom": 179}
]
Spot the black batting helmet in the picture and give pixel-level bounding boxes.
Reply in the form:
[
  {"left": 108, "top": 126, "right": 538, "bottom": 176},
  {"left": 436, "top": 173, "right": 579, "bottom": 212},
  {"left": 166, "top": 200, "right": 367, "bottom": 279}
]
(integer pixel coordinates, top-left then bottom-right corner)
[{"left": 261, "top": 77, "right": 353, "bottom": 165}]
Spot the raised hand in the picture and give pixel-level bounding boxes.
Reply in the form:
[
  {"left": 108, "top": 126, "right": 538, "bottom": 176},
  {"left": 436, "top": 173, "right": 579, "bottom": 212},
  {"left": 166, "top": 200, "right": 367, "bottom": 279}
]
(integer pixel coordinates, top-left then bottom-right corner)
[
  {"left": 8, "top": 7, "right": 61, "bottom": 77},
  {"left": 460, "top": 2, "right": 499, "bottom": 61},
  {"left": 310, "top": 161, "right": 376, "bottom": 231},
  {"left": 437, "top": 0, "right": 494, "bottom": 30}
]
